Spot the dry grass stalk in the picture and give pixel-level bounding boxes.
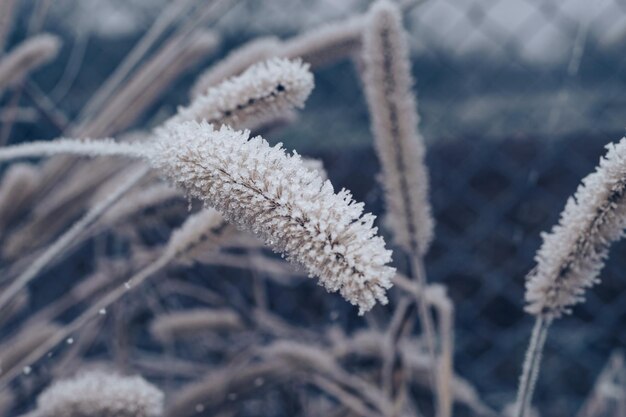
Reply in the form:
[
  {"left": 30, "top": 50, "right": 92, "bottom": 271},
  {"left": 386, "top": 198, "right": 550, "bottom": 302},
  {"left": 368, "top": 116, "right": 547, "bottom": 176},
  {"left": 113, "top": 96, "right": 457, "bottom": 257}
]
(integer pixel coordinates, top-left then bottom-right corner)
[
  {"left": 102, "top": 183, "right": 183, "bottom": 225},
  {"left": 189, "top": 251, "right": 297, "bottom": 281},
  {"left": 280, "top": 16, "right": 364, "bottom": 69},
  {"left": 516, "top": 137, "right": 626, "bottom": 417},
  {"left": 0, "top": 138, "right": 141, "bottom": 162},
  {"left": 576, "top": 351, "right": 626, "bottom": 417},
  {"left": 74, "top": 0, "right": 198, "bottom": 124},
  {"left": 0, "top": 0, "right": 16, "bottom": 53},
  {"left": 361, "top": 0, "right": 437, "bottom": 390},
  {"left": 0, "top": 323, "right": 59, "bottom": 377},
  {"left": 0, "top": 163, "right": 40, "bottom": 232},
  {"left": 428, "top": 285, "right": 454, "bottom": 417},
  {"left": 261, "top": 340, "right": 395, "bottom": 416},
  {"left": 0, "top": 34, "right": 61, "bottom": 94},
  {"left": 0, "top": 291, "right": 28, "bottom": 328},
  {"left": 150, "top": 308, "right": 244, "bottom": 342},
  {"left": 0, "top": 166, "right": 150, "bottom": 314},
  {"left": 0, "top": 389, "right": 14, "bottom": 417},
  {"left": 307, "top": 373, "right": 383, "bottom": 417},
  {"left": 2, "top": 158, "right": 131, "bottom": 260},
  {"left": 78, "top": 30, "right": 220, "bottom": 137},
  {"left": 0, "top": 106, "right": 38, "bottom": 123},
  {"left": 0, "top": 209, "right": 225, "bottom": 389},
  {"left": 165, "top": 360, "right": 287, "bottom": 417},
  {"left": 190, "top": 13, "right": 365, "bottom": 98}
]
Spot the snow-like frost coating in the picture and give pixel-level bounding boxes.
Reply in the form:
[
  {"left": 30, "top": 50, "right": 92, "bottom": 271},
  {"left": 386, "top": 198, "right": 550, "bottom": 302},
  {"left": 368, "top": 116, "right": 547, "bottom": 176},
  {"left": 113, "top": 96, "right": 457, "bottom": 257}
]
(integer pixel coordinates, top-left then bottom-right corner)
[
  {"left": 526, "top": 137, "right": 626, "bottom": 318},
  {"left": 37, "top": 370, "right": 164, "bottom": 417},
  {"left": 150, "top": 121, "right": 395, "bottom": 314}
]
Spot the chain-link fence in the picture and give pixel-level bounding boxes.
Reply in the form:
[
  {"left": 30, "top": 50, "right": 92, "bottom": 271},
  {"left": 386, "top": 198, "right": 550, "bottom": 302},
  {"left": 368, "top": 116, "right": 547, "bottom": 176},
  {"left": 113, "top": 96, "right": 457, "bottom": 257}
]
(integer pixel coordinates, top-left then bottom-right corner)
[
  {"left": 272, "top": 1, "right": 626, "bottom": 414},
  {"left": 3, "top": 0, "right": 626, "bottom": 416}
]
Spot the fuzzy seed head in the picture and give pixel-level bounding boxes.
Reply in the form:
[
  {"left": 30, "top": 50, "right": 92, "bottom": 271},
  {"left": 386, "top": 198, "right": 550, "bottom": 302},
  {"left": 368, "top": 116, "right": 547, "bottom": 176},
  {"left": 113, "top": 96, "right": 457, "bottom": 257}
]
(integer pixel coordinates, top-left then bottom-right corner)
[
  {"left": 37, "top": 370, "right": 164, "bottom": 417},
  {"left": 526, "top": 138, "right": 626, "bottom": 319},
  {"left": 361, "top": 0, "right": 434, "bottom": 255},
  {"left": 171, "top": 58, "right": 313, "bottom": 132},
  {"left": 149, "top": 121, "right": 394, "bottom": 314}
]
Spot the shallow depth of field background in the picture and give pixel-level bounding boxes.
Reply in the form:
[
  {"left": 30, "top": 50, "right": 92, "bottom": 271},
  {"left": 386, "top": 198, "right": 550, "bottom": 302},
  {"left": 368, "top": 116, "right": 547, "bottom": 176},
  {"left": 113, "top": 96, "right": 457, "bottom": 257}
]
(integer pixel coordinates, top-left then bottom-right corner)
[{"left": 3, "top": 1, "right": 626, "bottom": 416}]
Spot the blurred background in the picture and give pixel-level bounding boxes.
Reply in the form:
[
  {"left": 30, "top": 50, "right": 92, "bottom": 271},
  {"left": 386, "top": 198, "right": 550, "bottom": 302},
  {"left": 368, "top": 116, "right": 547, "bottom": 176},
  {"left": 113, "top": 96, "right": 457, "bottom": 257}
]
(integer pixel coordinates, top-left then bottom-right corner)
[{"left": 2, "top": 0, "right": 626, "bottom": 416}]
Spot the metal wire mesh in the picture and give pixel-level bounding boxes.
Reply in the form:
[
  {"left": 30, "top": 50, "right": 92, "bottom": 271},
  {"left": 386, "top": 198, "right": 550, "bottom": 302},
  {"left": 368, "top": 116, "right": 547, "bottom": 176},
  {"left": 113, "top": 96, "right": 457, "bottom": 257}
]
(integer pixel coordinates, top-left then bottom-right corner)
[
  {"left": 3, "top": 0, "right": 626, "bottom": 416},
  {"left": 272, "top": 0, "right": 626, "bottom": 414}
]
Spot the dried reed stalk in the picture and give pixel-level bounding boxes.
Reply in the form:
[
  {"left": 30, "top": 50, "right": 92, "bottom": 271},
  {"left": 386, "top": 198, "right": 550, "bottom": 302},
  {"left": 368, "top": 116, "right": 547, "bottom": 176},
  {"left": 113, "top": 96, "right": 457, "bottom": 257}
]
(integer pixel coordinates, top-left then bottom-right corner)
[
  {"left": 150, "top": 309, "right": 244, "bottom": 343},
  {"left": 165, "top": 360, "right": 287, "bottom": 417},
  {"left": 0, "top": 0, "right": 16, "bottom": 53},
  {"left": 576, "top": 350, "right": 626, "bottom": 417},
  {"left": 0, "top": 323, "right": 59, "bottom": 377},
  {"left": 516, "top": 137, "right": 626, "bottom": 417},
  {"left": 361, "top": 0, "right": 437, "bottom": 397},
  {"left": 261, "top": 341, "right": 394, "bottom": 416},
  {"left": 0, "top": 34, "right": 61, "bottom": 94},
  {"left": 0, "top": 209, "right": 226, "bottom": 389},
  {"left": 78, "top": 30, "right": 219, "bottom": 137},
  {"left": 2, "top": 157, "right": 131, "bottom": 260},
  {"left": 0, "top": 163, "right": 40, "bottom": 232},
  {"left": 0, "top": 167, "right": 150, "bottom": 314},
  {"left": 74, "top": 0, "right": 198, "bottom": 124},
  {"left": 0, "top": 124, "right": 395, "bottom": 315}
]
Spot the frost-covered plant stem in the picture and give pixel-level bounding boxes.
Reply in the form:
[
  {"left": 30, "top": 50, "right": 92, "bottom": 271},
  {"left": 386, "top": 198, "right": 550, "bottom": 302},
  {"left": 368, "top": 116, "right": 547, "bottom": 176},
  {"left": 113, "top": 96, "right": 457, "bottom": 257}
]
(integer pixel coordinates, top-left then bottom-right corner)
[
  {"left": 0, "top": 254, "right": 168, "bottom": 390},
  {"left": 0, "top": 210, "right": 223, "bottom": 390},
  {"left": 0, "top": 138, "right": 142, "bottom": 162},
  {"left": 0, "top": 121, "right": 394, "bottom": 314},
  {"left": 409, "top": 253, "right": 438, "bottom": 386},
  {"left": 514, "top": 317, "right": 550, "bottom": 417},
  {"left": 0, "top": 57, "right": 312, "bottom": 315},
  {"left": 0, "top": 34, "right": 61, "bottom": 95},
  {"left": 0, "top": 0, "right": 16, "bottom": 53},
  {"left": 0, "top": 166, "right": 149, "bottom": 314},
  {"left": 431, "top": 286, "right": 454, "bottom": 417},
  {"left": 361, "top": 0, "right": 437, "bottom": 380},
  {"left": 515, "top": 137, "right": 626, "bottom": 416}
]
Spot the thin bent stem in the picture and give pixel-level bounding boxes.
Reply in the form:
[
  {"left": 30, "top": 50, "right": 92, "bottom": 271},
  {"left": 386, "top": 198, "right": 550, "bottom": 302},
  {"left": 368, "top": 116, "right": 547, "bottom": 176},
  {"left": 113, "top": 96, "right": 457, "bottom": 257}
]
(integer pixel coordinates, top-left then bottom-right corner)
[
  {"left": 514, "top": 316, "right": 551, "bottom": 417},
  {"left": 74, "top": 0, "right": 195, "bottom": 125},
  {"left": 0, "top": 254, "right": 172, "bottom": 390},
  {"left": 381, "top": 297, "right": 412, "bottom": 397},
  {"left": 0, "top": 139, "right": 144, "bottom": 162},
  {"left": 434, "top": 294, "right": 453, "bottom": 417},
  {"left": 409, "top": 254, "right": 439, "bottom": 398},
  {"left": 0, "top": 166, "right": 150, "bottom": 314}
]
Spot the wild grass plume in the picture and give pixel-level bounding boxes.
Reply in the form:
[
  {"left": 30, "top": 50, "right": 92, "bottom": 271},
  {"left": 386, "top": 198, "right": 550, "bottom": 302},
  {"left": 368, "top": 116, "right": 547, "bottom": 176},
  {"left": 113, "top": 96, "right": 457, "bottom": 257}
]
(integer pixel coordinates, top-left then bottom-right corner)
[
  {"left": 171, "top": 58, "right": 314, "bottom": 131},
  {"left": 0, "top": 2, "right": 621, "bottom": 417},
  {"left": 515, "top": 137, "right": 626, "bottom": 417},
  {"left": 361, "top": 0, "right": 433, "bottom": 256},
  {"left": 36, "top": 370, "right": 164, "bottom": 417},
  {"left": 150, "top": 121, "right": 395, "bottom": 314}
]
